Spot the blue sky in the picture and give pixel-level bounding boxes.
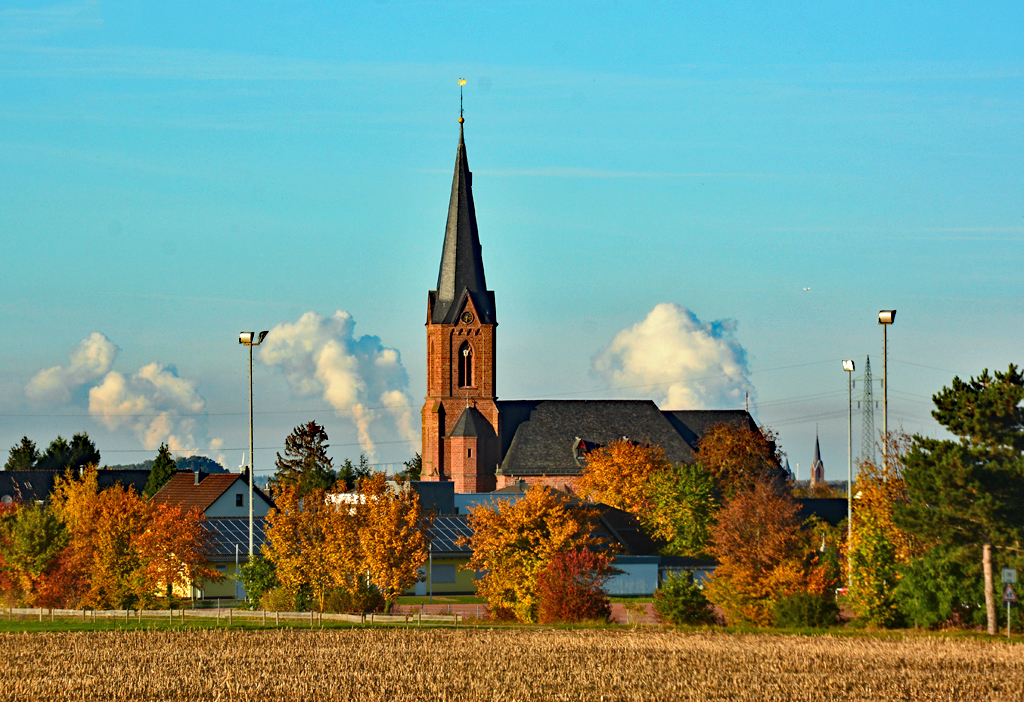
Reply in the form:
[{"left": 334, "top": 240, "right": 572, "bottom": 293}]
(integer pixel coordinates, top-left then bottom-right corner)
[{"left": 2, "top": 1, "right": 1022, "bottom": 479}]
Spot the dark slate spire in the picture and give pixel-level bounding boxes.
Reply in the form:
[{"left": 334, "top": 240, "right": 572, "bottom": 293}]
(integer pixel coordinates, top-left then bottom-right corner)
[
  {"left": 814, "top": 435, "right": 822, "bottom": 464},
  {"left": 429, "top": 121, "right": 497, "bottom": 325}
]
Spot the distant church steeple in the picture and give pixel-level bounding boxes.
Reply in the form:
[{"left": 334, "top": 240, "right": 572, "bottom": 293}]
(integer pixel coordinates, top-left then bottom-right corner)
[
  {"left": 810, "top": 432, "right": 825, "bottom": 487},
  {"left": 421, "top": 112, "right": 500, "bottom": 493}
]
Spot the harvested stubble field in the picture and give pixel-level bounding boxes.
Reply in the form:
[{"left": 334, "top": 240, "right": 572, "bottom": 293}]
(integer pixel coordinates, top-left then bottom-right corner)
[{"left": 0, "top": 627, "right": 1021, "bottom": 701}]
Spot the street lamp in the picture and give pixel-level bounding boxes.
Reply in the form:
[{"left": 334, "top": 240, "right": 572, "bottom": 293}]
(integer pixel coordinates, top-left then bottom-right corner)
[
  {"left": 239, "top": 330, "right": 269, "bottom": 560},
  {"left": 842, "top": 359, "right": 855, "bottom": 586},
  {"left": 877, "top": 310, "right": 896, "bottom": 466}
]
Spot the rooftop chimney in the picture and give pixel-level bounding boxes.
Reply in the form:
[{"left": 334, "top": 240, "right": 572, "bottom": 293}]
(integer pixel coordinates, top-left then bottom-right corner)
[{"left": 194, "top": 471, "right": 203, "bottom": 486}]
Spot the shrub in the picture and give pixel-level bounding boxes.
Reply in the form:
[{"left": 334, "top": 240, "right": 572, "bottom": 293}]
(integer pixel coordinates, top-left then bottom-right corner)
[
  {"left": 654, "top": 571, "right": 716, "bottom": 625},
  {"left": 239, "top": 554, "right": 279, "bottom": 610},
  {"left": 536, "top": 548, "right": 614, "bottom": 624},
  {"left": 773, "top": 592, "right": 839, "bottom": 628},
  {"left": 259, "top": 586, "right": 297, "bottom": 612},
  {"left": 322, "top": 583, "right": 385, "bottom": 613}
]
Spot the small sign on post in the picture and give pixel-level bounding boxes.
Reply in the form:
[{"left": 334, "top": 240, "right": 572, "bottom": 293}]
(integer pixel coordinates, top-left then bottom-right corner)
[
  {"left": 1002, "top": 568, "right": 1017, "bottom": 584},
  {"left": 1002, "top": 583, "right": 1018, "bottom": 640}
]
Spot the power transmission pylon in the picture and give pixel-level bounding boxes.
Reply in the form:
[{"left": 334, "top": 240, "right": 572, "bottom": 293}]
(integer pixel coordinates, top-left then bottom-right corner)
[{"left": 861, "top": 355, "right": 876, "bottom": 465}]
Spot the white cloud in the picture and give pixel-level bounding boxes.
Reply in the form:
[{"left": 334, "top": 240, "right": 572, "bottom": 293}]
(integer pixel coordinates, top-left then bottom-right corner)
[
  {"left": 25, "top": 332, "right": 118, "bottom": 403},
  {"left": 259, "top": 310, "right": 418, "bottom": 458},
  {"left": 88, "top": 362, "right": 206, "bottom": 453},
  {"left": 25, "top": 333, "right": 221, "bottom": 455},
  {"left": 593, "top": 303, "right": 754, "bottom": 410}
]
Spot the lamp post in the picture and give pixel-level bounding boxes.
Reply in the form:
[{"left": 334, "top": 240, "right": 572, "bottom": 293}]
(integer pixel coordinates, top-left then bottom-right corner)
[
  {"left": 842, "top": 359, "right": 855, "bottom": 586},
  {"left": 239, "top": 331, "right": 269, "bottom": 560},
  {"left": 877, "top": 310, "right": 896, "bottom": 467}
]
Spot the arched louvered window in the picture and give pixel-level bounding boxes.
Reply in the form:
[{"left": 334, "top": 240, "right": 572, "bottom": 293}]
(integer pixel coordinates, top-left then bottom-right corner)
[{"left": 458, "top": 341, "right": 473, "bottom": 387}]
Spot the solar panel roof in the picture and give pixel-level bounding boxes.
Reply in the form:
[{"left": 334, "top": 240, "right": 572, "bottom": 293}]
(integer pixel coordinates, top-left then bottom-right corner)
[
  {"left": 428, "top": 516, "right": 473, "bottom": 554},
  {"left": 203, "top": 517, "right": 268, "bottom": 559}
]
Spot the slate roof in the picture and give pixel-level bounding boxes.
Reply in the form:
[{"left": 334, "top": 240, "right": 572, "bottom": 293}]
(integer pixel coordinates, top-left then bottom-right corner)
[
  {"left": 797, "top": 498, "right": 848, "bottom": 526},
  {"left": 594, "top": 505, "right": 660, "bottom": 556},
  {"left": 96, "top": 469, "right": 150, "bottom": 495},
  {"left": 0, "top": 468, "right": 153, "bottom": 505},
  {"left": 450, "top": 407, "right": 496, "bottom": 438},
  {"left": 0, "top": 470, "right": 60, "bottom": 504},
  {"left": 428, "top": 123, "right": 496, "bottom": 326},
  {"left": 202, "top": 517, "right": 268, "bottom": 561},
  {"left": 660, "top": 410, "right": 759, "bottom": 452},
  {"left": 496, "top": 400, "right": 697, "bottom": 476},
  {"left": 152, "top": 471, "right": 273, "bottom": 514}
]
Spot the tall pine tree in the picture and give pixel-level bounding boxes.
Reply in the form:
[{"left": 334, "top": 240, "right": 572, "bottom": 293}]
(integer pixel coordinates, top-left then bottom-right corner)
[
  {"left": 896, "top": 365, "right": 1024, "bottom": 635},
  {"left": 271, "top": 421, "right": 336, "bottom": 497},
  {"left": 4, "top": 437, "right": 40, "bottom": 471},
  {"left": 144, "top": 444, "right": 178, "bottom": 498}
]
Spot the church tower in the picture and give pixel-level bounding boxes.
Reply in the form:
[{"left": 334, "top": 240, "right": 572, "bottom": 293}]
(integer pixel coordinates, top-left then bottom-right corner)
[{"left": 421, "top": 119, "right": 500, "bottom": 493}]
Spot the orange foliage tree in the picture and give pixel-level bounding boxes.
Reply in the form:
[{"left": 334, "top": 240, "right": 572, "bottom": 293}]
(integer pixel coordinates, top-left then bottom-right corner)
[
  {"left": 846, "top": 433, "right": 915, "bottom": 627},
  {"left": 49, "top": 467, "right": 218, "bottom": 609},
  {"left": 705, "top": 478, "right": 811, "bottom": 626},
  {"left": 265, "top": 484, "right": 353, "bottom": 612},
  {"left": 576, "top": 441, "right": 669, "bottom": 515},
  {"left": 265, "top": 472, "right": 428, "bottom": 612},
  {"left": 357, "top": 474, "right": 429, "bottom": 612},
  {"left": 463, "top": 486, "right": 605, "bottom": 623},
  {"left": 697, "top": 424, "right": 784, "bottom": 497},
  {"left": 135, "top": 503, "right": 220, "bottom": 601}
]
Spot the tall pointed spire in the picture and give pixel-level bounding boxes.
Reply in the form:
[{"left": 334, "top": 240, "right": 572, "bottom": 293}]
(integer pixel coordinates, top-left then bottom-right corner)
[{"left": 430, "top": 117, "right": 496, "bottom": 325}]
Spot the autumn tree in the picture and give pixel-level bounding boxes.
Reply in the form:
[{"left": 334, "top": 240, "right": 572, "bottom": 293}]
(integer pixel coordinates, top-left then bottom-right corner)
[
  {"left": 357, "top": 474, "right": 429, "bottom": 612},
  {"left": 535, "top": 548, "right": 615, "bottom": 624},
  {"left": 846, "top": 440, "right": 915, "bottom": 628},
  {"left": 0, "top": 502, "right": 68, "bottom": 604},
  {"left": 697, "top": 423, "right": 784, "bottom": 497},
  {"left": 463, "top": 486, "right": 605, "bottom": 623},
  {"left": 271, "top": 422, "right": 336, "bottom": 497},
  {"left": 576, "top": 441, "right": 669, "bottom": 515},
  {"left": 135, "top": 503, "right": 219, "bottom": 602},
  {"left": 895, "top": 365, "right": 1024, "bottom": 635},
  {"left": 704, "top": 478, "right": 810, "bottom": 626},
  {"left": 264, "top": 484, "right": 354, "bottom": 612},
  {"left": 144, "top": 444, "right": 178, "bottom": 498},
  {"left": 645, "top": 463, "right": 717, "bottom": 558}
]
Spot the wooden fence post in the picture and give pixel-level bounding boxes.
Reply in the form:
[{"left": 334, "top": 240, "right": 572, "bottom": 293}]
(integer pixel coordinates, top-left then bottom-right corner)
[
  {"left": 275, "top": 611, "right": 279, "bottom": 626},
  {"left": 263, "top": 610, "right": 266, "bottom": 626}
]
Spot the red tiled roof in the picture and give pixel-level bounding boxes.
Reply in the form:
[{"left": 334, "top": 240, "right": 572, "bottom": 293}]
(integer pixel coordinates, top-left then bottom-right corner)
[{"left": 152, "top": 472, "right": 249, "bottom": 513}]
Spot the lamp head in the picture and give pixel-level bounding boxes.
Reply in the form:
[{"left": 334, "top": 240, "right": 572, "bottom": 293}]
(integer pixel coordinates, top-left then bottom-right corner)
[
  {"left": 258, "top": 330, "right": 269, "bottom": 344},
  {"left": 878, "top": 310, "right": 896, "bottom": 325},
  {"left": 239, "top": 332, "right": 254, "bottom": 345},
  {"left": 842, "top": 360, "right": 855, "bottom": 372}
]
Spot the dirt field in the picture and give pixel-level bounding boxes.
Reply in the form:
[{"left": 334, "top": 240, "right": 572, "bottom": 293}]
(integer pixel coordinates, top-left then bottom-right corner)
[{"left": 0, "top": 627, "right": 1021, "bottom": 701}]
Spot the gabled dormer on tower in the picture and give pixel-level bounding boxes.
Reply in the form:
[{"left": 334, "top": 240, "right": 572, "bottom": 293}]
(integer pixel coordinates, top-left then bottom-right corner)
[{"left": 422, "top": 120, "right": 500, "bottom": 493}]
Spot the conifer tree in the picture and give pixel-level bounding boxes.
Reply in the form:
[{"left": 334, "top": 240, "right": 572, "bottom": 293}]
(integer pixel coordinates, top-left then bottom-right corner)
[
  {"left": 271, "top": 422, "right": 336, "bottom": 497},
  {"left": 896, "top": 364, "right": 1024, "bottom": 635},
  {"left": 4, "top": 437, "right": 40, "bottom": 471},
  {"left": 144, "top": 444, "right": 177, "bottom": 498}
]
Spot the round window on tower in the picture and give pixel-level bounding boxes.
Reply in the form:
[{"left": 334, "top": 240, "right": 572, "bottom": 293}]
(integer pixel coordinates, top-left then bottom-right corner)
[{"left": 461, "top": 311, "right": 474, "bottom": 324}]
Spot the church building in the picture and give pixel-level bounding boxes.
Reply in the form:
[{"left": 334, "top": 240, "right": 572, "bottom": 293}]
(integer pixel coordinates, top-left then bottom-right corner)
[{"left": 421, "top": 119, "right": 759, "bottom": 493}]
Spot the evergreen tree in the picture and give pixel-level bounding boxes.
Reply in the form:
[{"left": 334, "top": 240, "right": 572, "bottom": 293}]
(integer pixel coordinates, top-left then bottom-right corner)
[
  {"left": 66, "top": 433, "right": 100, "bottom": 473},
  {"left": 271, "top": 422, "right": 336, "bottom": 497},
  {"left": 397, "top": 453, "right": 422, "bottom": 481},
  {"left": 144, "top": 444, "right": 178, "bottom": 498},
  {"left": 896, "top": 365, "right": 1024, "bottom": 635},
  {"left": 35, "top": 436, "right": 71, "bottom": 472},
  {"left": 4, "top": 437, "right": 40, "bottom": 471},
  {"left": 336, "top": 454, "right": 371, "bottom": 491}
]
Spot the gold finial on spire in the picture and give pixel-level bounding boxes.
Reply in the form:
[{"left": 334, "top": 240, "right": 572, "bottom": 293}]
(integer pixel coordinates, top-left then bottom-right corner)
[{"left": 458, "top": 78, "right": 466, "bottom": 123}]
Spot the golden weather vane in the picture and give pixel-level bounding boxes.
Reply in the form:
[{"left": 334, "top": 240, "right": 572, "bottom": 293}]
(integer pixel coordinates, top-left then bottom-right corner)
[{"left": 459, "top": 78, "right": 466, "bottom": 123}]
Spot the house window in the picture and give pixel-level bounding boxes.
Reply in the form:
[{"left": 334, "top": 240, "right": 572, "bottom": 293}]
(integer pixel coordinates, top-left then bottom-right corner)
[
  {"left": 457, "top": 341, "right": 473, "bottom": 387},
  {"left": 467, "top": 448, "right": 472, "bottom": 458},
  {"left": 236, "top": 494, "right": 244, "bottom": 507},
  {"left": 433, "top": 564, "right": 457, "bottom": 584}
]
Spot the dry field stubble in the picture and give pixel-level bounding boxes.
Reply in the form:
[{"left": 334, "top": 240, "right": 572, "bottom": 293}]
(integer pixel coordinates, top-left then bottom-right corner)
[{"left": 0, "top": 628, "right": 1021, "bottom": 701}]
